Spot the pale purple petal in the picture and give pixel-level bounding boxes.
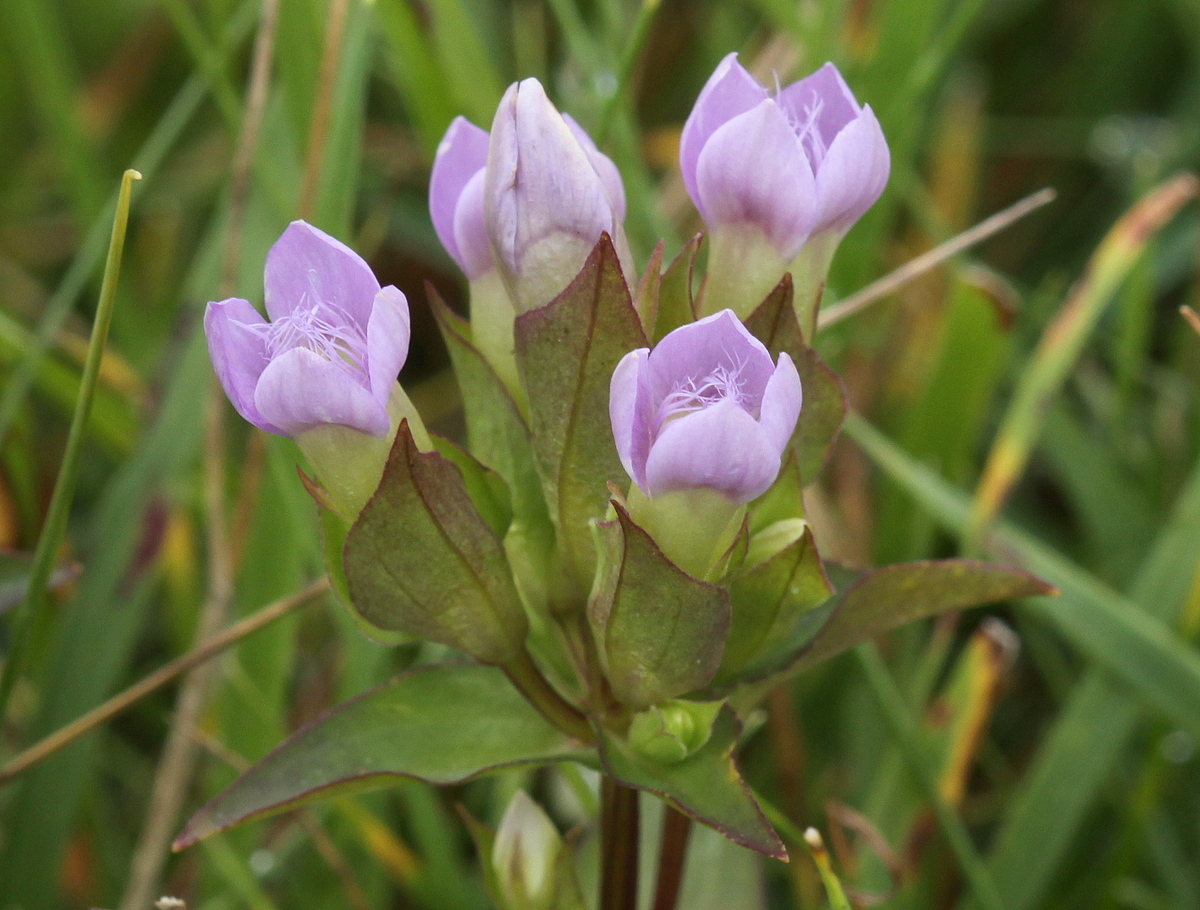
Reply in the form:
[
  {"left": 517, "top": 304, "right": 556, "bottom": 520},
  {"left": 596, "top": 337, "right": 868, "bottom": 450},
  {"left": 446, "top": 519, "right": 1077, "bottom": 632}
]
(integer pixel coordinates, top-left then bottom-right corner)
[
  {"left": 679, "top": 52, "right": 766, "bottom": 213},
  {"left": 776, "top": 61, "right": 860, "bottom": 169},
  {"left": 205, "top": 298, "right": 285, "bottom": 435},
  {"left": 609, "top": 348, "right": 648, "bottom": 486},
  {"left": 644, "top": 399, "right": 781, "bottom": 503},
  {"left": 365, "top": 285, "right": 411, "bottom": 399},
  {"left": 563, "top": 113, "right": 626, "bottom": 220},
  {"left": 811, "top": 104, "right": 890, "bottom": 235},
  {"left": 758, "top": 353, "right": 802, "bottom": 452},
  {"left": 255, "top": 347, "right": 390, "bottom": 438},
  {"left": 263, "top": 221, "right": 381, "bottom": 327},
  {"left": 430, "top": 116, "right": 490, "bottom": 269},
  {"left": 453, "top": 169, "right": 493, "bottom": 279},
  {"left": 695, "top": 100, "right": 816, "bottom": 260},
  {"left": 646, "top": 309, "right": 775, "bottom": 406},
  {"left": 485, "top": 78, "right": 614, "bottom": 273}
]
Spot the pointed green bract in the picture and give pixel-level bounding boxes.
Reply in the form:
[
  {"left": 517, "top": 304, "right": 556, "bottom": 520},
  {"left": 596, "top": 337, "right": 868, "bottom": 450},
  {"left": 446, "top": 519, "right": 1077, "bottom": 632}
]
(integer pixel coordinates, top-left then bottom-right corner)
[
  {"left": 652, "top": 233, "right": 703, "bottom": 342},
  {"left": 750, "top": 559, "right": 1054, "bottom": 681},
  {"left": 430, "top": 435, "right": 514, "bottom": 539},
  {"left": 743, "top": 277, "right": 848, "bottom": 484},
  {"left": 718, "top": 524, "right": 833, "bottom": 683},
  {"left": 514, "top": 235, "right": 648, "bottom": 595},
  {"left": 343, "top": 422, "right": 528, "bottom": 664},
  {"left": 588, "top": 505, "right": 731, "bottom": 708},
  {"left": 598, "top": 705, "right": 786, "bottom": 859},
  {"left": 174, "top": 664, "right": 594, "bottom": 849}
]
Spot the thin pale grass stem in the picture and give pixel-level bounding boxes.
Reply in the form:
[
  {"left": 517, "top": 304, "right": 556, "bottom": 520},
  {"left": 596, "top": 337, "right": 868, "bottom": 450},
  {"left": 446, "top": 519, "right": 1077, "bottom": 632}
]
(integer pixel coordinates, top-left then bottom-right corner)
[
  {"left": 817, "top": 187, "right": 1057, "bottom": 330},
  {"left": 1182, "top": 305, "right": 1200, "bottom": 336},
  {"left": 0, "top": 577, "right": 327, "bottom": 785},
  {"left": 298, "top": 0, "right": 351, "bottom": 219},
  {"left": 118, "top": 5, "right": 282, "bottom": 906}
]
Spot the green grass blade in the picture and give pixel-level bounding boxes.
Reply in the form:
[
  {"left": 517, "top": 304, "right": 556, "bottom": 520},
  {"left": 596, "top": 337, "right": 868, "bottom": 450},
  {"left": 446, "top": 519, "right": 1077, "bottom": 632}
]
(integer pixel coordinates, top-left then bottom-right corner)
[
  {"left": 848, "top": 413, "right": 1200, "bottom": 743},
  {"left": 855, "top": 642, "right": 1005, "bottom": 910},
  {"left": 0, "top": 0, "right": 259, "bottom": 451},
  {"left": 0, "top": 168, "right": 140, "bottom": 723}
]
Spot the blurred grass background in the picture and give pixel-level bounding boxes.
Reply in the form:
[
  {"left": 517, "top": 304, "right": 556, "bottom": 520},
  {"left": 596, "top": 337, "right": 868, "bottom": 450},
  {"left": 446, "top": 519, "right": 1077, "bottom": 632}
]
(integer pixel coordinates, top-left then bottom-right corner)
[{"left": 1, "top": 0, "right": 1199, "bottom": 908}]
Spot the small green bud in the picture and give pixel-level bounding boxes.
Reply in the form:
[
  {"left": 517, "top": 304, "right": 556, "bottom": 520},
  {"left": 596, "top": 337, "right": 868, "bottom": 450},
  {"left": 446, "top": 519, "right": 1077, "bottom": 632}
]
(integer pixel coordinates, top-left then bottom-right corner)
[{"left": 627, "top": 699, "right": 724, "bottom": 764}]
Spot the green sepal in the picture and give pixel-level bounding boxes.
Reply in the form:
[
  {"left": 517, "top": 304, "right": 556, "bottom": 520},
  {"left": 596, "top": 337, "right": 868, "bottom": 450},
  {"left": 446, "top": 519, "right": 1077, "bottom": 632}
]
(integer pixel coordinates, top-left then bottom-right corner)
[
  {"left": 430, "top": 286, "right": 572, "bottom": 619},
  {"left": 514, "top": 234, "right": 648, "bottom": 592},
  {"left": 745, "top": 559, "right": 1056, "bottom": 682},
  {"left": 744, "top": 276, "right": 848, "bottom": 484},
  {"left": 430, "top": 434, "right": 513, "bottom": 538},
  {"left": 174, "top": 664, "right": 595, "bottom": 849},
  {"left": 458, "top": 807, "right": 508, "bottom": 910},
  {"left": 749, "top": 449, "right": 805, "bottom": 534},
  {"left": 298, "top": 469, "right": 412, "bottom": 646},
  {"left": 633, "top": 240, "right": 664, "bottom": 332},
  {"left": 597, "top": 704, "right": 786, "bottom": 860},
  {"left": 652, "top": 232, "right": 703, "bottom": 342},
  {"left": 627, "top": 699, "right": 724, "bottom": 764},
  {"left": 344, "top": 421, "right": 528, "bottom": 665},
  {"left": 717, "top": 523, "right": 833, "bottom": 684},
  {"left": 588, "top": 503, "right": 731, "bottom": 709}
]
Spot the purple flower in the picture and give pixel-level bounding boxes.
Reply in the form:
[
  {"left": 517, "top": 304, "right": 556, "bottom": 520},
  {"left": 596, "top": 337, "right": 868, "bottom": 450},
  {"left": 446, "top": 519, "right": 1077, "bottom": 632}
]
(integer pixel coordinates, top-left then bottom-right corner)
[
  {"left": 429, "top": 116, "right": 493, "bottom": 280},
  {"left": 205, "top": 221, "right": 410, "bottom": 439},
  {"left": 610, "top": 310, "right": 801, "bottom": 504},
  {"left": 680, "top": 54, "right": 890, "bottom": 259},
  {"left": 485, "top": 77, "right": 631, "bottom": 313}
]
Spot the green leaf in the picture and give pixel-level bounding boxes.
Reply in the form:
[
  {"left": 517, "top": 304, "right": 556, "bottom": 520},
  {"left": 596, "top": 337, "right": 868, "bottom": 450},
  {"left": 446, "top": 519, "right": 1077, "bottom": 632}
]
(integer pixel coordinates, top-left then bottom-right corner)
[
  {"left": 514, "top": 235, "right": 648, "bottom": 591},
  {"left": 717, "top": 524, "right": 833, "bottom": 684},
  {"left": 749, "top": 559, "right": 1053, "bottom": 680},
  {"left": 652, "top": 233, "right": 703, "bottom": 343},
  {"left": 174, "top": 664, "right": 594, "bottom": 848},
  {"left": 743, "top": 277, "right": 848, "bottom": 484},
  {"left": 588, "top": 504, "right": 731, "bottom": 708},
  {"left": 344, "top": 423, "right": 527, "bottom": 664},
  {"left": 430, "top": 435, "right": 514, "bottom": 539},
  {"left": 598, "top": 705, "right": 785, "bottom": 860}
]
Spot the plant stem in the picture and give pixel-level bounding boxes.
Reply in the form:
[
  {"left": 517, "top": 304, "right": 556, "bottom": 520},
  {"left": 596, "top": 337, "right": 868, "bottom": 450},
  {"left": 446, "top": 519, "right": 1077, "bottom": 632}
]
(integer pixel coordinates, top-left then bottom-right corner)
[
  {"left": 651, "top": 805, "right": 691, "bottom": 910},
  {"left": 600, "top": 776, "right": 640, "bottom": 910},
  {"left": 502, "top": 648, "right": 593, "bottom": 742}
]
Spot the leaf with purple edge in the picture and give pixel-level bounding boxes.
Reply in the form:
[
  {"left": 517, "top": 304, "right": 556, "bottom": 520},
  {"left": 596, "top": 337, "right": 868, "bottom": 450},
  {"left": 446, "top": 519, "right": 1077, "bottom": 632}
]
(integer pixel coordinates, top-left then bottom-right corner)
[
  {"left": 744, "top": 559, "right": 1056, "bottom": 682},
  {"left": 174, "top": 664, "right": 594, "bottom": 849},
  {"left": 597, "top": 704, "right": 786, "bottom": 860},
  {"left": 744, "top": 277, "right": 848, "bottom": 484},
  {"left": 343, "top": 422, "right": 527, "bottom": 665},
  {"left": 514, "top": 235, "right": 648, "bottom": 593},
  {"left": 588, "top": 504, "right": 732, "bottom": 708}
]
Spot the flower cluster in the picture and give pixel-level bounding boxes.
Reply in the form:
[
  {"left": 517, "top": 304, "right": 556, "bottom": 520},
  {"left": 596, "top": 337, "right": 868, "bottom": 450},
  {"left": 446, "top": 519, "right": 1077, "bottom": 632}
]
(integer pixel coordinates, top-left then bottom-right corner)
[
  {"left": 190, "top": 50, "right": 1054, "bottom": 892},
  {"left": 204, "top": 55, "right": 887, "bottom": 672}
]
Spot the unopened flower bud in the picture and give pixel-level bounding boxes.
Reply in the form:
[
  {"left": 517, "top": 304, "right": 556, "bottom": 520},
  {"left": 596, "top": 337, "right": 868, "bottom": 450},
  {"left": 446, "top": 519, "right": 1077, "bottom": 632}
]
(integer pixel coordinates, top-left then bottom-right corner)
[
  {"left": 205, "top": 221, "right": 430, "bottom": 516},
  {"left": 430, "top": 116, "right": 522, "bottom": 393},
  {"left": 609, "top": 310, "right": 801, "bottom": 577},
  {"left": 681, "top": 54, "right": 889, "bottom": 328},
  {"left": 485, "top": 78, "right": 632, "bottom": 315},
  {"left": 492, "top": 791, "right": 563, "bottom": 910}
]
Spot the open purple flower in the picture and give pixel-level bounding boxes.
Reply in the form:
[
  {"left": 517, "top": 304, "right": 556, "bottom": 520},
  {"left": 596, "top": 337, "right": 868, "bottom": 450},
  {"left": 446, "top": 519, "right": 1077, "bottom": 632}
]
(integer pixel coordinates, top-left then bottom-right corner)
[
  {"left": 205, "top": 221, "right": 410, "bottom": 439},
  {"left": 429, "top": 116, "right": 493, "bottom": 281},
  {"left": 681, "top": 54, "right": 889, "bottom": 255},
  {"left": 610, "top": 310, "right": 801, "bottom": 504}
]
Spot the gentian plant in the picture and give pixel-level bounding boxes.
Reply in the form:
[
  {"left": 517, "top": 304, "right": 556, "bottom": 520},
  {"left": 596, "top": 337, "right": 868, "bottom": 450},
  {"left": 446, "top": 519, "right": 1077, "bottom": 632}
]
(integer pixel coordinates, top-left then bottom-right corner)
[{"left": 180, "top": 64, "right": 1051, "bottom": 910}]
